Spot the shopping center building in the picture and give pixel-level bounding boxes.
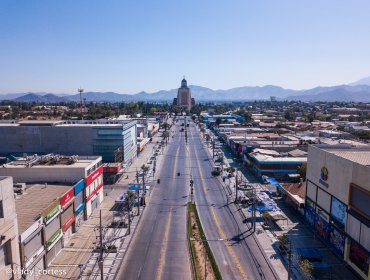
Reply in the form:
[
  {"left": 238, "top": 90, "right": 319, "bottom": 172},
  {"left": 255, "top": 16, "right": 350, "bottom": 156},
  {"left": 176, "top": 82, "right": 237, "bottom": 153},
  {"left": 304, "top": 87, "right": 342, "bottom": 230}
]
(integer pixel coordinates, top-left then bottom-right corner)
[
  {"left": 306, "top": 145, "right": 370, "bottom": 279},
  {"left": 0, "top": 119, "right": 137, "bottom": 163}
]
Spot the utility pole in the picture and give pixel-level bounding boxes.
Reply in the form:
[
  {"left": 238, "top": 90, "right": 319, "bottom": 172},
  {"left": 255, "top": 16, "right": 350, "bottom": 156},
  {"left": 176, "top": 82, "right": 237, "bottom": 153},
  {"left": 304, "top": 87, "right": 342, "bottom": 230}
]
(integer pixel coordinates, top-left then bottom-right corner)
[
  {"left": 288, "top": 240, "right": 292, "bottom": 280},
  {"left": 99, "top": 210, "right": 104, "bottom": 280},
  {"left": 142, "top": 170, "right": 146, "bottom": 206},
  {"left": 190, "top": 175, "right": 194, "bottom": 203},
  {"left": 136, "top": 169, "right": 140, "bottom": 215},
  {"left": 78, "top": 88, "right": 84, "bottom": 120},
  {"left": 127, "top": 199, "right": 131, "bottom": 235},
  {"left": 234, "top": 170, "right": 238, "bottom": 203},
  {"left": 212, "top": 136, "right": 215, "bottom": 159},
  {"left": 252, "top": 186, "right": 256, "bottom": 232}
]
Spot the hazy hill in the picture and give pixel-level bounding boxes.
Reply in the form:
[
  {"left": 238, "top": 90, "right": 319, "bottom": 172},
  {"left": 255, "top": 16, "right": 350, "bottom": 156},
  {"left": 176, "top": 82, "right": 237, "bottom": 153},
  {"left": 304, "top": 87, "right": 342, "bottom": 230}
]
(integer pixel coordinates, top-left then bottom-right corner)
[
  {"left": 1, "top": 77, "right": 370, "bottom": 103},
  {"left": 349, "top": 76, "right": 370, "bottom": 86}
]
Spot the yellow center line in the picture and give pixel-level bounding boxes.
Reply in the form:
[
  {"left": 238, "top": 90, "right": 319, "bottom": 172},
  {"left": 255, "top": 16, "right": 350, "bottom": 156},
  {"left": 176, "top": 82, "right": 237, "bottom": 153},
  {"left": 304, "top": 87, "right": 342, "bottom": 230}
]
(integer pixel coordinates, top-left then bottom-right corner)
[
  {"left": 155, "top": 208, "right": 173, "bottom": 280},
  {"left": 156, "top": 141, "right": 180, "bottom": 279},
  {"left": 194, "top": 144, "right": 249, "bottom": 280}
]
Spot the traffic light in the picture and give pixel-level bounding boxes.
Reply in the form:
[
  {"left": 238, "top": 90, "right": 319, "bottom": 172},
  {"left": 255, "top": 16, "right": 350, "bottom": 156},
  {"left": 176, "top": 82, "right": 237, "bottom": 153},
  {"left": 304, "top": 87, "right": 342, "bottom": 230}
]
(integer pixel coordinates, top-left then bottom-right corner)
[{"left": 190, "top": 179, "right": 194, "bottom": 187}]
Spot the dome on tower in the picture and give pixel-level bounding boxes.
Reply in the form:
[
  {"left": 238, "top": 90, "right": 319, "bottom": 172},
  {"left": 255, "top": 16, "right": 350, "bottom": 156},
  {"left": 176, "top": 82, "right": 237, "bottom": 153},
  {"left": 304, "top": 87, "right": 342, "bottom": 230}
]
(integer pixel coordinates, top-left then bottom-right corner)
[{"left": 181, "top": 77, "right": 187, "bottom": 88}]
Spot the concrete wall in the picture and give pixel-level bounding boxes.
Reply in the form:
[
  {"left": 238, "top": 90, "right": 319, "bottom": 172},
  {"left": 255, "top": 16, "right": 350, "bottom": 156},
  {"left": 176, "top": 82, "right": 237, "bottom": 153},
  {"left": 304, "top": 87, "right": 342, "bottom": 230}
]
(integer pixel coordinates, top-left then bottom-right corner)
[
  {"left": 0, "top": 167, "right": 86, "bottom": 184},
  {"left": 0, "top": 126, "right": 94, "bottom": 156},
  {"left": 307, "top": 145, "right": 354, "bottom": 204},
  {"left": 0, "top": 177, "right": 20, "bottom": 279}
]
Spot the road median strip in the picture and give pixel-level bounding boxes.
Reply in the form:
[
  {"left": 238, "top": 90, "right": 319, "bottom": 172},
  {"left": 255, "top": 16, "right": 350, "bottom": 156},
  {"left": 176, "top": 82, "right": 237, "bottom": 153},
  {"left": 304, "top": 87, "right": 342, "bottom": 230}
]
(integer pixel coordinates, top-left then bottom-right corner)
[{"left": 187, "top": 202, "right": 222, "bottom": 280}]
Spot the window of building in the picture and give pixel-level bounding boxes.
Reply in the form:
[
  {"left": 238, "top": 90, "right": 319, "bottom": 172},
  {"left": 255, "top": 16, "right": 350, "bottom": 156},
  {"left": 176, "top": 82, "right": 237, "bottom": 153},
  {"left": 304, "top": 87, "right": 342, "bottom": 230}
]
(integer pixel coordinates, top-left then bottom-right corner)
[
  {"left": 349, "top": 183, "right": 370, "bottom": 220},
  {"left": 0, "top": 242, "right": 9, "bottom": 267},
  {"left": 0, "top": 200, "right": 3, "bottom": 218},
  {"left": 330, "top": 196, "right": 347, "bottom": 226},
  {"left": 349, "top": 240, "right": 369, "bottom": 276}
]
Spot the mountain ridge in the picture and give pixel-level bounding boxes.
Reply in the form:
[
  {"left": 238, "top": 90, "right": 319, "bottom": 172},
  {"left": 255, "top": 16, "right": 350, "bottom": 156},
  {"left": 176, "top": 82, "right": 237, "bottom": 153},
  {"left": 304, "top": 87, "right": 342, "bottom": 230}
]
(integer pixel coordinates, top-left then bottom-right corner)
[{"left": 1, "top": 78, "right": 370, "bottom": 103}]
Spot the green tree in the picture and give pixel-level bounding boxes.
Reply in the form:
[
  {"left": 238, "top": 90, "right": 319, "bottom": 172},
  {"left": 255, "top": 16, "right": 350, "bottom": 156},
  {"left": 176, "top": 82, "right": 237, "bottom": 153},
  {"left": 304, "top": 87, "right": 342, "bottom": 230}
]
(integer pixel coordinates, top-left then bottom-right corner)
[
  {"left": 215, "top": 118, "right": 222, "bottom": 126},
  {"left": 298, "top": 163, "right": 307, "bottom": 181}
]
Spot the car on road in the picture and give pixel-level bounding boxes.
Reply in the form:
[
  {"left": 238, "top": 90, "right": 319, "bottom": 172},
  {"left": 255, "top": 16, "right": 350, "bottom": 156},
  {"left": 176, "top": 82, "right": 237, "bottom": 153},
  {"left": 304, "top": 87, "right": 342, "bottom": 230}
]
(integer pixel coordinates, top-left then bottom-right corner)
[{"left": 211, "top": 170, "right": 221, "bottom": 176}]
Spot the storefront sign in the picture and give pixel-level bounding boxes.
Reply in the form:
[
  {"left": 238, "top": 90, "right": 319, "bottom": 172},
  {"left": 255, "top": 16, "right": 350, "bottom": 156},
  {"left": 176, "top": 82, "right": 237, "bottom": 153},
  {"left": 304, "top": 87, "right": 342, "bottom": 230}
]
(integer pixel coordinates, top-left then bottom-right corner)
[
  {"left": 74, "top": 179, "right": 85, "bottom": 195},
  {"left": 60, "top": 189, "right": 74, "bottom": 208},
  {"left": 62, "top": 215, "right": 75, "bottom": 232},
  {"left": 20, "top": 217, "right": 43, "bottom": 242},
  {"left": 86, "top": 183, "right": 103, "bottom": 202},
  {"left": 47, "top": 229, "right": 63, "bottom": 248},
  {"left": 86, "top": 166, "right": 103, "bottom": 186},
  {"left": 45, "top": 205, "right": 60, "bottom": 223}
]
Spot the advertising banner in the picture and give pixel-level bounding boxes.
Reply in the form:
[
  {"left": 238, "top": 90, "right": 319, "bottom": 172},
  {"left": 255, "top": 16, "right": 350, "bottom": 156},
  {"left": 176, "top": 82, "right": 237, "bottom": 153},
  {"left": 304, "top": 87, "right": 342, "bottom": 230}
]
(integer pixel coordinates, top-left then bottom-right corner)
[
  {"left": 349, "top": 241, "right": 370, "bottom": 275},
  {"left": 329, "top": 225, "right": 345, "bottom": 256},
  {"left": 86, "top": 166, "right": 103, "bottom": 186},
  {"left": 60, "top": 188, "right": 74, "bottom": 208},
  {"left": 62, "top": 215, "right": 75, "bottom": 232},
  {"left": 315, "top": 212, "right": 330, "bottom": 242},
  {"left": 45, "top": 205, "right": 60, "bottom": 223},
  {"left": 86, "top": 183, "right": 103, "bottom": 202},
  {"left": 331, "top": 196, "right": 347, "bottom": 226},
  {"left": 74, "top": 179, "right": 85, "bottom": 195},
  {"left": 47, "top": 229, "right": 62, "bottom": 247}
]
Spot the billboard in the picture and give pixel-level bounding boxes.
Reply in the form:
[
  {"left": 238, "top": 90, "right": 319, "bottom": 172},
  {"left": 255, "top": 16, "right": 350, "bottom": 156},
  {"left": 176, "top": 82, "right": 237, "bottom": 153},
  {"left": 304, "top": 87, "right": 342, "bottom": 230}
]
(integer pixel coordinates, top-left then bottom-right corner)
[{"left": 331, "top": 196, "right": 347, "bottom": 225}]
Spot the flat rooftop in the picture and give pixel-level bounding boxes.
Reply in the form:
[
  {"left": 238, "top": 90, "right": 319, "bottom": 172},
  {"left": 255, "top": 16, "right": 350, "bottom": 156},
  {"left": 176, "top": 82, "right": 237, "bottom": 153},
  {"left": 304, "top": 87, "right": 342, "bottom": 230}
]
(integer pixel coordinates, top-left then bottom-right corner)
[
  {"left": 2, "top": 155, "right": 101, "bottom": 169},
  {"left": 0, "top": 176, "right": 10, "bottom": 182},
  {"left": 322, "top": 147, "right": 370, "bottom": 166},
  {"left": 15, "top": 184, "right": 72, "bottom": 233},
  {"left": 252, "top": 153, "right": 307, "bottom": 163}
]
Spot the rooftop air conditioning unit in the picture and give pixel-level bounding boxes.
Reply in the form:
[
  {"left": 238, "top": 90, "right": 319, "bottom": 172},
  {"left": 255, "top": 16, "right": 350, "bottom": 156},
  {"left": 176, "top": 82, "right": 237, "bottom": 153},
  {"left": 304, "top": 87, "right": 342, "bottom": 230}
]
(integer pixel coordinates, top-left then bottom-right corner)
[{"left": 14, "top": 183, "right": 26, "bottom": 191}]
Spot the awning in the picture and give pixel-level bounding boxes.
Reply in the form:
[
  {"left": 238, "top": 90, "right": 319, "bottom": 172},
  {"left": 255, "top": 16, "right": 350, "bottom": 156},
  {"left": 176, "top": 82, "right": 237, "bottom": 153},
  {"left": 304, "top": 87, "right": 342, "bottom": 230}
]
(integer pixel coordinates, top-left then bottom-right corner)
[
  {"left": 128, "top": 185, "right": 140, "bottom": 191},
  {"left": 265, "top": 177, "right": 285, "bottom": 192}
]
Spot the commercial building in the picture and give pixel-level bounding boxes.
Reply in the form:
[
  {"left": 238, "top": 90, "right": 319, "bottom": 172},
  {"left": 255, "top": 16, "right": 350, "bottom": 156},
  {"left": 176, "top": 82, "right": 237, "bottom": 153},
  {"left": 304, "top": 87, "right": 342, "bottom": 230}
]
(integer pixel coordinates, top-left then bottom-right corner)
[
  {"left": 245, "top": 150, "right": 307, "bottom": 180},
  {"left": 0, "top": 177, "right": 20, "bottom": 280},
  {"left": 0, "top": 154, "right": 104, "bottom": 219},
  {"left": 306, "top": 145, "right": 370, "bottom": 279},
  {"left": 0, "top": 119, "right": 137, "bottom": 163},
  {"left": 15, "top": 184, "right": 73, "bottom": 278}
]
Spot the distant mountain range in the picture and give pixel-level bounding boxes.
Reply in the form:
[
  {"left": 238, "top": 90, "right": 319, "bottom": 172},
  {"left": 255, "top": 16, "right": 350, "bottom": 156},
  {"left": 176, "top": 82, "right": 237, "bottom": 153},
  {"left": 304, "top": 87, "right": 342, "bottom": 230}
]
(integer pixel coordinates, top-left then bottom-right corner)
[{"left": 1, "top": 77, "right": 370, "bottom": 103}]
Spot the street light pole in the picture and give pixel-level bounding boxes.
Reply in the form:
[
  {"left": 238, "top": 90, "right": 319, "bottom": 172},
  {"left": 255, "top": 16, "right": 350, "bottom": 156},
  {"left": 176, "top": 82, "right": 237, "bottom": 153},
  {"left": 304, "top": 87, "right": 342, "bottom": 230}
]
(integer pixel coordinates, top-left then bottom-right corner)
[
  {"left": 235, "top": 170, "right": 238, "bottom": 203},
  {"left": 212, "top": 136, "right": 215, "bottom": 158},
  {"left": 288, "top": 240, "right": 292, "bottom": 280},
  {"left": 99, "top": 210, "right": 104, "bottom": 280},
  {"left": 136, "top": 170, "right": 140, "bottom": 215}
]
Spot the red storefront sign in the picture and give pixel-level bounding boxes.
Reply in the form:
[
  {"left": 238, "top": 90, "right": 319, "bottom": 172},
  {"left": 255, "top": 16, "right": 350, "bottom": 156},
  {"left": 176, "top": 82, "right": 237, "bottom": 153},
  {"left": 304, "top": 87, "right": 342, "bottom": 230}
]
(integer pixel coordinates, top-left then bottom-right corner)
[
  {"left": 86, "top": 183, "right": 103, "bottom": 202},
  {"left": 62, "top": 215, "right": 75, "bottom": 232},
  {"left": 86, "top": 166, "right": 103, "bottom": 186},
  {"left": 60, "top": 189, "right": 74, "bottom": 208}
]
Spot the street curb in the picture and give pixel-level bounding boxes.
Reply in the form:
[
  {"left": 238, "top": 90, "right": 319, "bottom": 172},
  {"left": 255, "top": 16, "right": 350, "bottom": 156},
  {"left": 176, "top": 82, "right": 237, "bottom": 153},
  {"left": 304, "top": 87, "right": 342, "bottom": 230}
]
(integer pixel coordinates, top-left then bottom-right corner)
[
  {"left": 112, "top": 145, "right": 167, "bottom": 280},
  {"left": 201, "top": 131, "right": 281, "bottom": 280}
]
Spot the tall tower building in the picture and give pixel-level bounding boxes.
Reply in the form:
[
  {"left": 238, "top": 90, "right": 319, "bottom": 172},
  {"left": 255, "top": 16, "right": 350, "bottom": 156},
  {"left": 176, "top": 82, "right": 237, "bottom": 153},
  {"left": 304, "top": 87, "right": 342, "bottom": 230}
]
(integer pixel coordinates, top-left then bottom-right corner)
[{"left": 174, "top": 77, "right": 192, "bottom": 111}]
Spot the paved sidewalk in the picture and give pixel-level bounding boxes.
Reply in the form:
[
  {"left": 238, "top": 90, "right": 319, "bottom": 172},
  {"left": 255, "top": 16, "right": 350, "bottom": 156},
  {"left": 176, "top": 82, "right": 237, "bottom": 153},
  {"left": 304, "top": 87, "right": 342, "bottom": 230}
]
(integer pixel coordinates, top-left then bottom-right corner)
[
  {"left": 202, "top": 127, "right": 360, "bottom": 280},
  {"left": 40, "top": 133, "right": 166, "bottom": 280}
]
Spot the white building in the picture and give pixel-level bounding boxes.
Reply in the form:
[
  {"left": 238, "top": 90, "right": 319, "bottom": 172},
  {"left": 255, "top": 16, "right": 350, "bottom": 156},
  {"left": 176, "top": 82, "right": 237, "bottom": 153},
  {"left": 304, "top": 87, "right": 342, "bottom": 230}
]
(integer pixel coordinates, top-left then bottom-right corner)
[
  {"left": 0, "top": 154, "right": 104, "bottom": 219},
  {"left": 0, "top": 177, "right": 20, "bottom": 280},
  {"left": 306, "top": 145, "right": 370, "bottom": 279}
]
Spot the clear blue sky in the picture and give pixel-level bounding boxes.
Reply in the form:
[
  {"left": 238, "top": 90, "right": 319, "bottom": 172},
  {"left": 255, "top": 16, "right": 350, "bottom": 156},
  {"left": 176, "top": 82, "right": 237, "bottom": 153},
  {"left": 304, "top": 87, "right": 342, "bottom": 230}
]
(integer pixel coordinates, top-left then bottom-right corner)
[{"left": 1, "top": 0, "right": 370, "bottom": 94}]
